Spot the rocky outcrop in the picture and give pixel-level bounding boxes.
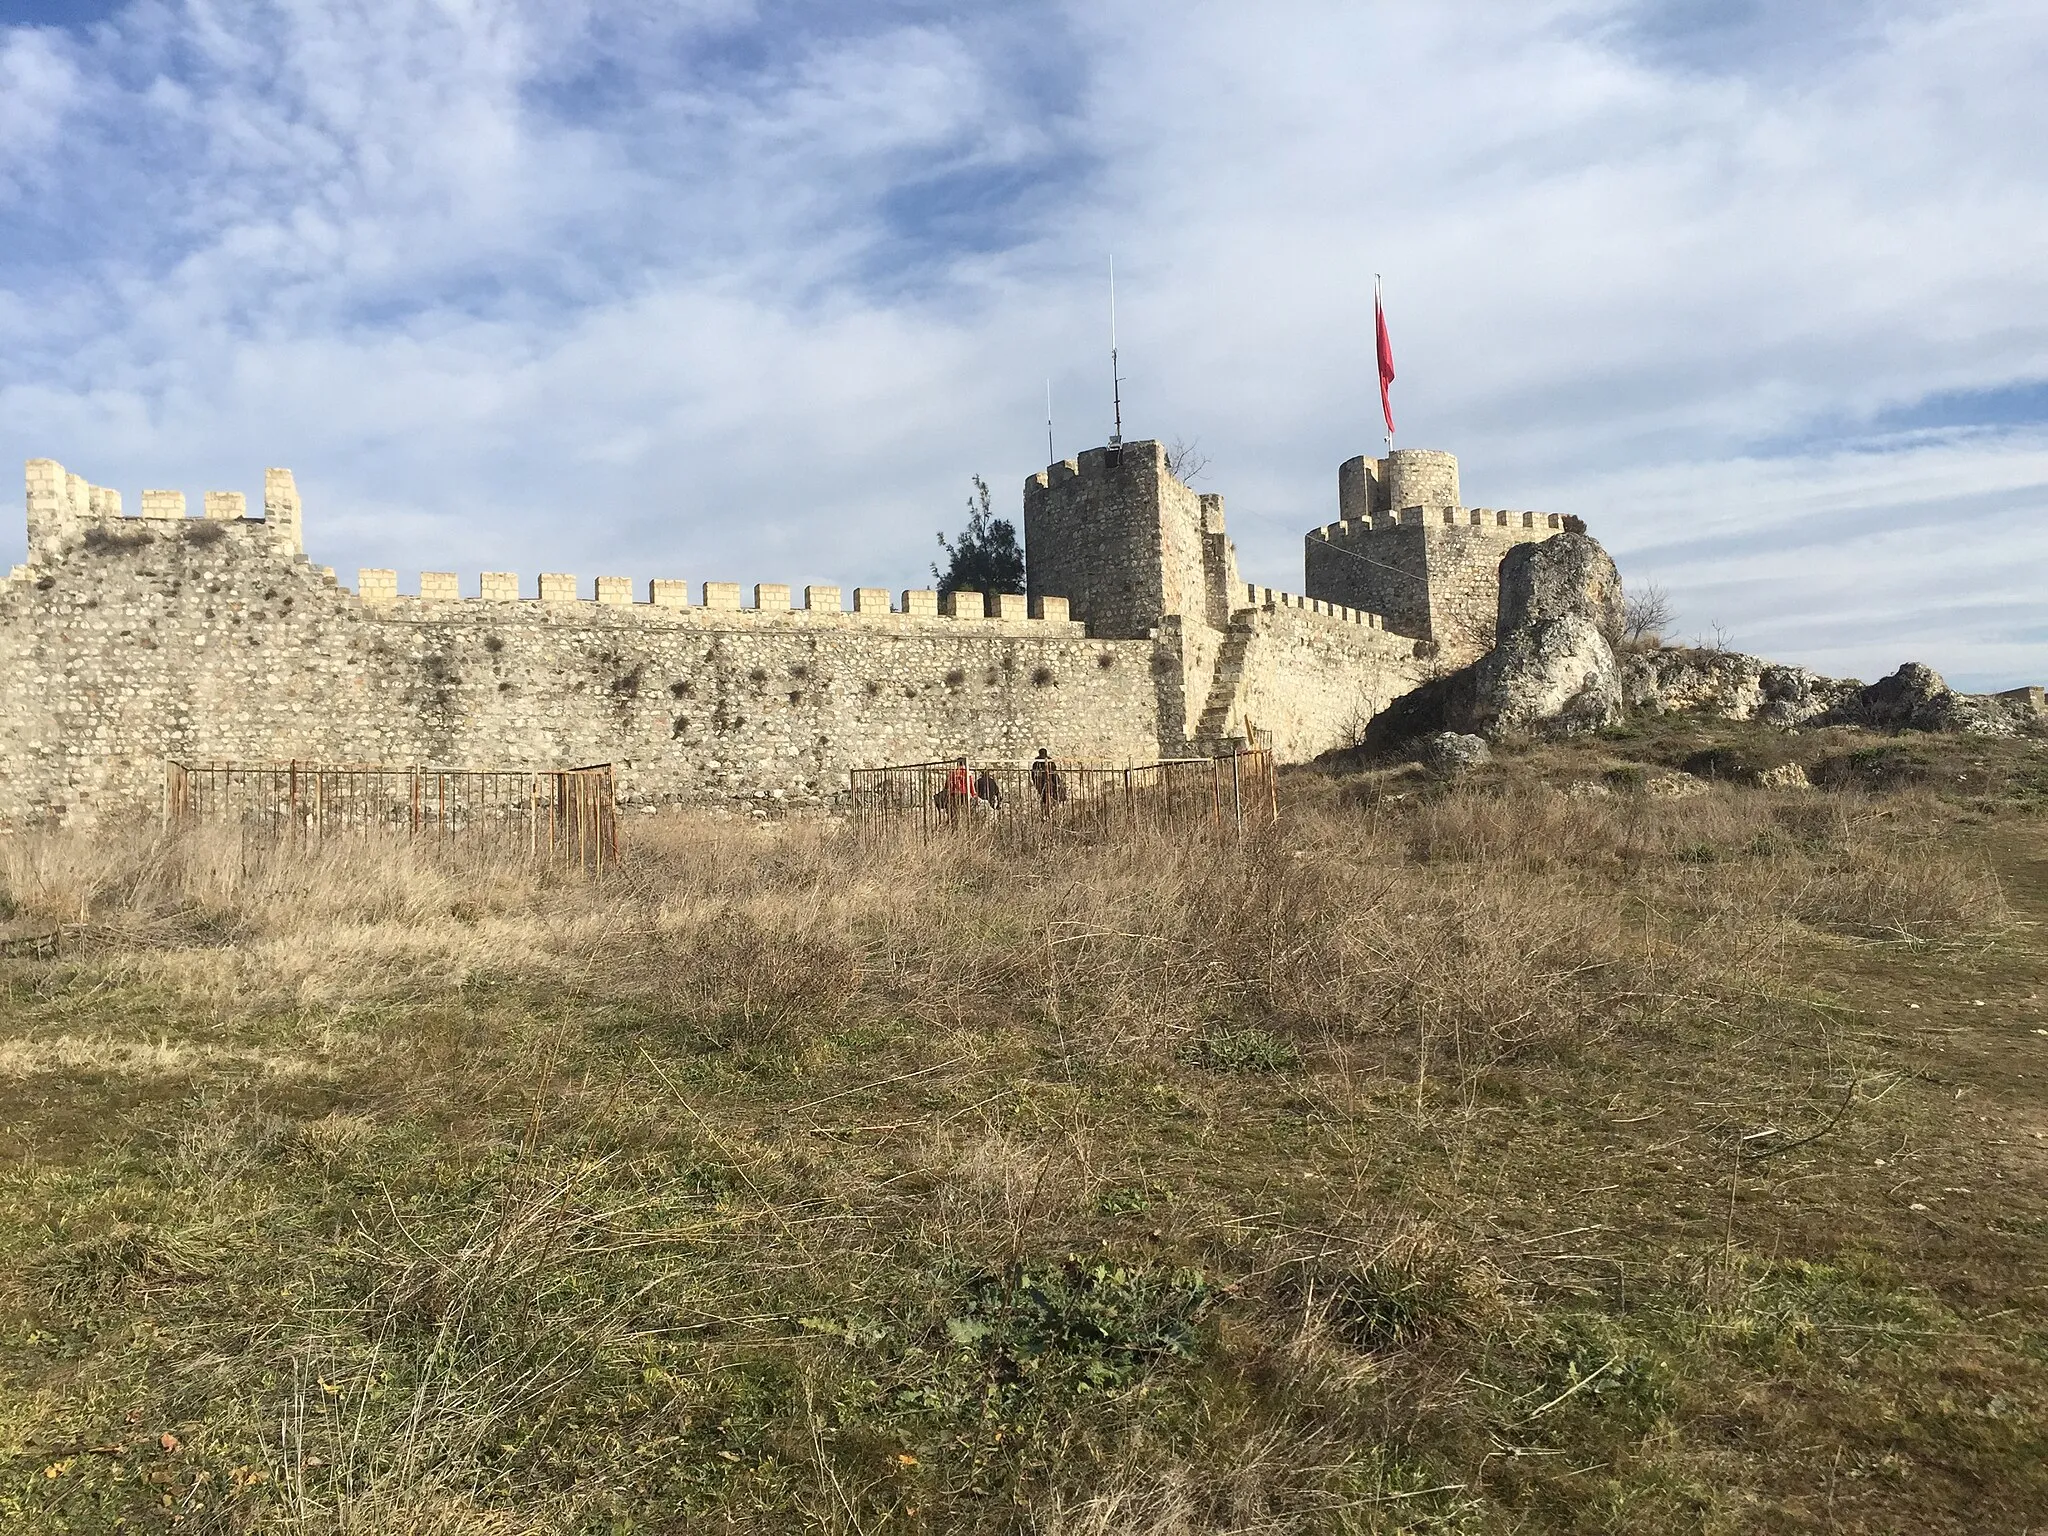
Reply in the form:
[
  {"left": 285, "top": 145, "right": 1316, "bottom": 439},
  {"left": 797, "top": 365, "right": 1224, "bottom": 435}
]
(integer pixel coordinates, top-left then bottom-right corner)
[
  {"left": 1812, "top": 663, "right": 2040, "bottom": 737},
  {"left": 1467, "top": 612, "right": 1622, "bottom": 736},
  {"left": 1618, "top": 653, "right": 2040, "bottom": 736},
  {"left": 1367, "top": 530, "right": 2043, "bottom": 756},
  {"left": 1497, "top": 528, "right": 1623, "bottom": 642},
  {"left": 1367, "top": 532, "right": 1625, "bottom": 749},
  {"left": 1618, "top": 648, "right": 1858, "bottom": 726},
  {"left": 1464, "top": 533, "right": 1626, "bottom": 734}
]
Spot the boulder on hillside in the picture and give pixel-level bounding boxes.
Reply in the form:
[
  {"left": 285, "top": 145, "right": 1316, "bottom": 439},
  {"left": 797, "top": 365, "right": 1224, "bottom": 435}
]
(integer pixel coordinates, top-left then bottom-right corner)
[
  {"left": 1618, "top": 647, "right": 1858, "bottom": 726},
  {"left": 1826, "top": 662, "right": 1949, "bottom": 729},
  {"left": 1467, "top": 611, "right": 1623, "bottom": 737},
  {"left": 1420, "top": 731, "right": 1491, "bottom": 773},
  {"left": 1815, "top": 663, "right": 2038, "bottom": 736},
  {"left": 1458, "top": 533, "right": 1626, "bottom": 736},
  {"left": 1497, "top": 528, "right": 1623, "bottom": 641},
  {"left": 1757, "top": 663, "right": 1862, "bottom": 726},
  {"left": 1366, "top": 531, "right": 1626, "bottom": 749}
]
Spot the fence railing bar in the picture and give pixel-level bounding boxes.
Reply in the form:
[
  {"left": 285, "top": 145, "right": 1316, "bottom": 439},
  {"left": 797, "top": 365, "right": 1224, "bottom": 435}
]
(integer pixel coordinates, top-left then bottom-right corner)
[{"left": 162, "top": 758, "right": 618, "bottom": 871}]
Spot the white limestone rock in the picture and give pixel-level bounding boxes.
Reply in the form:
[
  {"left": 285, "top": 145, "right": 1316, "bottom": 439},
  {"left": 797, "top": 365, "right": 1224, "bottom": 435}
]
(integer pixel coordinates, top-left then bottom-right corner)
[
  {"left": 1468, "top": 612, "right": 1623, "bottom": 738},
  {"left": 1464, "top": 534, "right": 1626, "bottom": 738},
  {"left": 1419, "top": 731, "right": 1491, "bottom": 772}
]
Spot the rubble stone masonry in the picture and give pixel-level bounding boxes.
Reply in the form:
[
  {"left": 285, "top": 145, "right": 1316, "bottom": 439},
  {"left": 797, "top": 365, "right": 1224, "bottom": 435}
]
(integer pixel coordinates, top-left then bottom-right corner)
[{"left": 5, "top": 440, "right": 1561, "bottom": 822}]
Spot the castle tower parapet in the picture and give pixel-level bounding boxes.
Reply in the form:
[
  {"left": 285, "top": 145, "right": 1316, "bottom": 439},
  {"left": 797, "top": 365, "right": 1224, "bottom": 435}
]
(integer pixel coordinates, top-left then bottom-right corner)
[
  {"left": 27, "top": 459, "right": 136, "bottom": 559},
  {"left": 1382, "top": 448, "right": 1460, "bottom": 512},
  {"left": 1023, "top": 439, "right": 1216, "bottom": 640},
  {"left": 264, "top": 469, "right": 303, "bottom": 555},
  {"left": 1304, "top": 447, "right": 1579, "bottom": 668}
]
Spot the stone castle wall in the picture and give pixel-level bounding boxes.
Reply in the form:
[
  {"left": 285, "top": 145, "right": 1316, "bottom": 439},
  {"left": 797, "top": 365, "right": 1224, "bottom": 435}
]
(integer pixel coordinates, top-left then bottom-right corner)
[
  {"left": 7, "top": 435, "right": 1561, "bottom": 821},
  {"left": 1225, "top": 593, "right": 1423, "bottom": 760},
  {"left": 1026, "top": 444, "right": 1432, "bottom": 759},
  {"left": 1306, "top": 506, "right": 1569, "bottom": 668},
  {"left": 2, "top": 461, "right": 1164, "bottom": 823}
]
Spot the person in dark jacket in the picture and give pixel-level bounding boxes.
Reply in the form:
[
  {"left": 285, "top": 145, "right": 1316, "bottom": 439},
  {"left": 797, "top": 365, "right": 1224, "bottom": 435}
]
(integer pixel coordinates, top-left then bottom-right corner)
[{"left": 1029, "top": 747, "right": 1066, "bottom": 809}]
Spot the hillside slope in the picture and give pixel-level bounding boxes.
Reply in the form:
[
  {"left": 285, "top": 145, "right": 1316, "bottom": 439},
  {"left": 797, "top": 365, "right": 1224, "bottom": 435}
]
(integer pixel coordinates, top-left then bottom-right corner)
[{"left": 1, "top": 721, "right": 2043, "bottom": 1534}]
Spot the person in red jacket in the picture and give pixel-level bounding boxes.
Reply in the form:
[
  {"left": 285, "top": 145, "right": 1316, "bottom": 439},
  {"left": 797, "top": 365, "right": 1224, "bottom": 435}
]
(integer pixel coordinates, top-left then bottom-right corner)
[{"left": 939, "top": 756, "right": 974, "bottom": 821}]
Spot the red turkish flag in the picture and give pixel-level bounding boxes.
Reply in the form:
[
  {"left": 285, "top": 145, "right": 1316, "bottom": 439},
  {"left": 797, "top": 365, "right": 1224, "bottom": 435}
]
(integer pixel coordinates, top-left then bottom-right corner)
[{"left": 1375, "top": 290, "right": 1396, "bottom": 437}]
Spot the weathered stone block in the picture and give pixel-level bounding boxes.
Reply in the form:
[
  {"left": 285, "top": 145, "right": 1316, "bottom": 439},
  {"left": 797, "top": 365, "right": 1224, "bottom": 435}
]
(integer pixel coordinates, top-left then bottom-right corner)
[
  {"left": 702, "top": 582, "right": 742, "bottom": 610},
  {"left": 941, "top": 590, "right": 984, "bottom": 618},
  {"left": 1998, "top": 685, "right": 2046, "bottom": 713},
  {"left": 988, "top": 593, "right": 1028, "bottom": 619},
  {"left": 140, "top": 490, "right": 186, "bottom": 520},
  {"left": 480, "top": 572, "right": 521, "bottom": 602},
  {"left": 358, "top": 569, "right": 398, "bottom": 604},
  {"left": 803, "top": 585, "right": 841, "bottom": 612},
  {"left": 264, "top": 468, "right": 302, "bottom": 555},
  {"left": 754, "top": 583, "right": 791, "bottom": 611},
  {"left": 420, "top": 572, "right": 459, "bottom": 601},
  {"left": 854, "top": 587, "right": 891, "bottom": 614},
  {"left": 902, "top": 589, "right": 939, "bottom": 616},
  {"left": 595, "top": 577, "right": 632, "bottom": 605},
  {"left": 538, "top": 573, "right": 578, "bottom": 602},
  {"left": 203, "top": 491, "right": 245, "bottom": 521},
  {"left": 1030, "top": 596, "right": 1069, "bottom": 622},
  {"left": 648, "top": 579, "right": 689, "bottom": 608}
]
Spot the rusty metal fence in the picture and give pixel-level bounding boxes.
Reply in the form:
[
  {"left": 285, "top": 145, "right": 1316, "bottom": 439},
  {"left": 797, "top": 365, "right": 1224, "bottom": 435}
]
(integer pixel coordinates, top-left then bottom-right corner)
[
  {"left": 847, "top": 751, "right": 1276, "bottom": 843},
  {"left": 163, "top": 760, "right": 620, "bottom": 869}
]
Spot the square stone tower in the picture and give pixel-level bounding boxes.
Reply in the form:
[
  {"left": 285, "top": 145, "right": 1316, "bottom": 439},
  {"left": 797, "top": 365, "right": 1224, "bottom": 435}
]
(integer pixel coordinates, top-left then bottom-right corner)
[
  {"left": 1305, "top": 448, "right": 1572, "bottom": 667},
  {"left": 1023, "top": 440, "right": 1232, "bottom": 639},
  {"left": 1023, "top": 440, "right": 1245, "bottom": 748}
]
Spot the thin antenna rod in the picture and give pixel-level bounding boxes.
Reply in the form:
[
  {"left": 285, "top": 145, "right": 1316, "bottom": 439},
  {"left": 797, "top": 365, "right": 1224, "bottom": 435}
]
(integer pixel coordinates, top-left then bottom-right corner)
[
  {"left": 1046, "top": 379, "right": 1055, "bottom": 466},
  {"left": 1109, "top": 256, "right": 1123, "bottom": 449}
]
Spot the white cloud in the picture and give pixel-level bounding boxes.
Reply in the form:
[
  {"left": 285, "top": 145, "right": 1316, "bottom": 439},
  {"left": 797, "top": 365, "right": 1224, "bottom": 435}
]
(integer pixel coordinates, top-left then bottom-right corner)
[
  {"left": 0, "top": 0, "right": 2042, "bottom": 691},
  {"left": 0, "top": 24, "right": 80, "bottom": 171}
]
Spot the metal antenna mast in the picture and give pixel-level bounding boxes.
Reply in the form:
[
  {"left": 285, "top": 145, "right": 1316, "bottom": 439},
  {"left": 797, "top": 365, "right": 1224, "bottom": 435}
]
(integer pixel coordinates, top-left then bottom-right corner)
[
  {"left": 1046, "top": 379, "right": 1055, "bottom": 466},
  {"left": 1109, "top": 256, "right": 1124, "bottom": 451}
]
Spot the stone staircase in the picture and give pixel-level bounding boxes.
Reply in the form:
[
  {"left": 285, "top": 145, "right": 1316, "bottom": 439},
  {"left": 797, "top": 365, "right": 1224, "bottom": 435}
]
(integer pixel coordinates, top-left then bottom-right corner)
[{"left": 1191, "top": 615, "right": 1256, "bottom": 753}]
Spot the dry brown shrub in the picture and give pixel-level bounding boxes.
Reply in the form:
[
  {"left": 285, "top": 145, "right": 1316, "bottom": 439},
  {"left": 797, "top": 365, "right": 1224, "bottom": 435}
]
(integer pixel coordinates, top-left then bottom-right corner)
[{"left": 0, "top": 779, "right": 2006, "bottom": 1074}]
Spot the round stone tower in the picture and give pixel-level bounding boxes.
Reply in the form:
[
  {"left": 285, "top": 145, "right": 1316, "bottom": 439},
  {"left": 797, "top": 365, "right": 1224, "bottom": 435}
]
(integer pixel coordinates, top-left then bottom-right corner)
[{"left": 1381, "top": 449, "right": 1460, "bottom": 510}]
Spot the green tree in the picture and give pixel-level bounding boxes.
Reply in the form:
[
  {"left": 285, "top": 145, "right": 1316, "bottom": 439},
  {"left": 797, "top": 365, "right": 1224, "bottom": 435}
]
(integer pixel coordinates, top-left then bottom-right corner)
[{"left": 933, "top": 474, "right": 1025, "bottom": 596}]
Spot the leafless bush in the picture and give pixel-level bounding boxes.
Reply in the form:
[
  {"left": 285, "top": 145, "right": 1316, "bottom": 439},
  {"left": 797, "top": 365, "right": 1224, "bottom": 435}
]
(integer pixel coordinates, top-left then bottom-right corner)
[
  {"left": 1163, "top": 437, "right": 1209, "bottom": 484},
  {"left": 1621, "top": 580, "right": 1674, "bottom": 644}
]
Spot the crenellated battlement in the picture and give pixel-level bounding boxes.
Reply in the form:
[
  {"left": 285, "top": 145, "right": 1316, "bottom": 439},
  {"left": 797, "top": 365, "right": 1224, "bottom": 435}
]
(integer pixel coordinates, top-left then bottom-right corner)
[
  {"left": 22, "top": 460, "right": 1084, "bottom": 634},
  {"left": 1310, "top": 507, "right": 1569, "bottom": 540},
  {"left": 25, "top": 459, "right": 304, "bottom": 562},
  {"left": 1241, "top": 583, "right": 1387, "bottom": 629},
  {"left": 346, "top": 570, "right": 1074, "bottom": 628},
  {"left": 1023, "top": 439, "right": 1169, "bottom": 500}
]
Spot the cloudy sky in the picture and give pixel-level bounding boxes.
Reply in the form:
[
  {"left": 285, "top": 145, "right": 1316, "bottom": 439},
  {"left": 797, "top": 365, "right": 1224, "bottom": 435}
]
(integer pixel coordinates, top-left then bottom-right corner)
[{"left": 1, "top": 0, "right": 2042, "bottom": 688}]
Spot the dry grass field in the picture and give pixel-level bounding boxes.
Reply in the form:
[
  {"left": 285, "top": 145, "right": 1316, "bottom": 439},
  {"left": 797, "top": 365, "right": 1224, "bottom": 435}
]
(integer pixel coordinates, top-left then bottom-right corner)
[{"left": 0, "top": 717, "right": 2043, "bottom": 1534}]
